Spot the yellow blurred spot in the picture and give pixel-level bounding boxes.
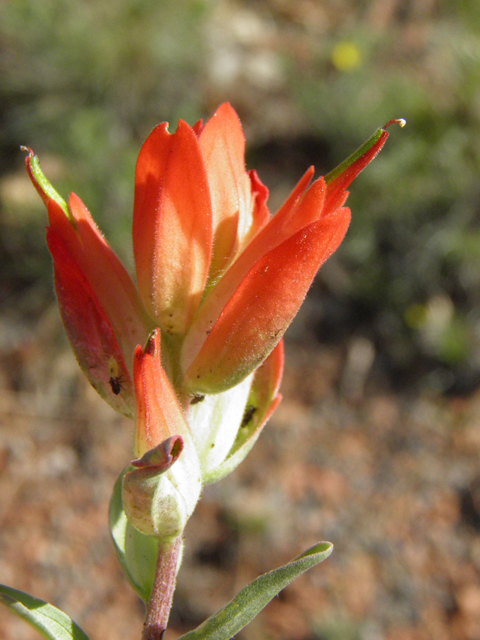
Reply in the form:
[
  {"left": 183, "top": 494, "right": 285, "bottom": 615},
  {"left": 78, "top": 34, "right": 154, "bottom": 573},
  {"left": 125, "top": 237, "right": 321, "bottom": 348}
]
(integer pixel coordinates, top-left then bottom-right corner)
[
  {"left": 331, "top": 41, "right": 362, "bottom": 72},
  {"left": 405, "top": 304, "right": 428, "bottom": 330}
]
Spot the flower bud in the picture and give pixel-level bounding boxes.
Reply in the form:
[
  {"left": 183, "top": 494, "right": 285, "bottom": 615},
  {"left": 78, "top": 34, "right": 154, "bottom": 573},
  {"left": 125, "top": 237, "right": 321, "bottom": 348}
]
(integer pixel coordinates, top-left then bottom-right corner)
[
  {"left": 122, "top": 437, "right": 190, "bottom": 540},
  {"left": 126, "top": 330, "right": 202, "bottom": 540}
]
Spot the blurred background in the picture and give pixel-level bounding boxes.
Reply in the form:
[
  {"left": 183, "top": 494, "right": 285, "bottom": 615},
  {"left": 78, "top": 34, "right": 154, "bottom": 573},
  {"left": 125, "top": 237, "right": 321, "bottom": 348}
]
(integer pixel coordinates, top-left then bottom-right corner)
[{"left": 2, "top": 0, "right": 480, "bottom": 638}]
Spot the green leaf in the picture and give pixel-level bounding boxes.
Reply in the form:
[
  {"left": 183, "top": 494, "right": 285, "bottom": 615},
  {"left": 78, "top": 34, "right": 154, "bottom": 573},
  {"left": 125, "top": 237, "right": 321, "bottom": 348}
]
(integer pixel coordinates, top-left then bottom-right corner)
[
  {"left": 178, "top": 541, "right": 333, "bottom": 640},
  {"left": 0, "top": 583, "right": 89, "bottom": 640},
  {"left": 109, "top": 468, "right": 159, "bottom": 603}
]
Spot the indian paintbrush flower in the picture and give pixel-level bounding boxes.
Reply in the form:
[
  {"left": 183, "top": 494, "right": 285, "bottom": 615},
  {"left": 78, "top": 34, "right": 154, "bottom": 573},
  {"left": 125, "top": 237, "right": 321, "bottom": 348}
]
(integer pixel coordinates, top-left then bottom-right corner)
[
  {"left": 20, "top": 105, "right": 404, "bottom": 640},
  {"left": 23, "top": 106, "right": 404, "bottom": 535}
]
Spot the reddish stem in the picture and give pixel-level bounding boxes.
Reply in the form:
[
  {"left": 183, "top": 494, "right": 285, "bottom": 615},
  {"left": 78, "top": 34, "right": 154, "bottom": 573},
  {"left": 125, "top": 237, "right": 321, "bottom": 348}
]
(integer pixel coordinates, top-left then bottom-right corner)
[{"left": 142, "top": 537, "right": 181, "bottom": 640}]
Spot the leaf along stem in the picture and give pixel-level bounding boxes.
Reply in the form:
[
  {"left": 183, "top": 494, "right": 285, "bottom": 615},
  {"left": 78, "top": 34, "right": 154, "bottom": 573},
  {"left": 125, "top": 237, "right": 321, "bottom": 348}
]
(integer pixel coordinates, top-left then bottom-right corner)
[{"left": 142, "top": 537, "right": 181, "bottom": 640}]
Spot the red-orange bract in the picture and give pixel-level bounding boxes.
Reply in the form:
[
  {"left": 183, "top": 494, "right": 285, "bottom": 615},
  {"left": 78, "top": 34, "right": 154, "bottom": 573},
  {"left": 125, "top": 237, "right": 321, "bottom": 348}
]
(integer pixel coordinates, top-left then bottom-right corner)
[
  {"left": 131, "top": 104, "right": 395, "bottom": 394},
  {"left": 24, "top": 105, "right": 399, "bottom": 479}
]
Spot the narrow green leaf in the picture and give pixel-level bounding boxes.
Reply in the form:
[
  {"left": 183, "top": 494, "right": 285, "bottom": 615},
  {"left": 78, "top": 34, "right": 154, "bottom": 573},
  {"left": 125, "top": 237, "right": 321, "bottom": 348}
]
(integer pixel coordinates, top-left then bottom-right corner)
[
  {"left": 0, "top": 584, "right": 89, "bottom": 640},
  {"left": 109, "top": 467, "right": 159, "bottom": 603},
  {"left": 178, "top": 541, "right": 333, "bottom": 640}
]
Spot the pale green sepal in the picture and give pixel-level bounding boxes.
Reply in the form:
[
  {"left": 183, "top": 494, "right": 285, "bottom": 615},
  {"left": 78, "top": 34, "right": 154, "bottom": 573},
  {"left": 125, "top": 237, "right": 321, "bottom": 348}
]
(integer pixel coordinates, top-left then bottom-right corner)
[
  {"left": 186, "top": 374, "right": 253, "bottom": 480},
  {"left": 178, "top": 541, "right": 333, "bottom": 640},
  {"left": 123, "top": 465, "right": 189, "bottom": 540},
  {"left": 202, "top": 418, "right": 261, "bottom": 485},
  {"left": 202, "top": 398, "right": 264, "bottom": 484},
  {"left": 123, "top": 434, "right": 201, "bottom": 541},
  {"left": 0, "top": 583, "right": 90, "bottom": 640},
  {"left": 109, "top": 469, "right": 159, "bottom": 603},
  {"left": 202, "top": 371, "right": 276, "bottom": 485}
]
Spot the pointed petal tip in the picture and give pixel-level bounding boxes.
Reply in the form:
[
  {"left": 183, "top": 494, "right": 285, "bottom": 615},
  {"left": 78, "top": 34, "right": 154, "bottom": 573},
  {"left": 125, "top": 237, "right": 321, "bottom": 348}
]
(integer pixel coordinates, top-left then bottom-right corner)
[
  {"left": 145, "top": 328, "right": 161, "bottom": 355},
  {"left": 213, "top": 102, "right": 236, "bottom": 116}
]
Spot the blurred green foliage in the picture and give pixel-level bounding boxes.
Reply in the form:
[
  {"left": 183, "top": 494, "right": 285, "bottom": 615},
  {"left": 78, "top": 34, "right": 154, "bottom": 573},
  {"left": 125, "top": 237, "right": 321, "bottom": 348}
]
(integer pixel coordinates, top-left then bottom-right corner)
[
  {"left": 1, "top": 0, "right": 208, "bottom": 261},
  {"left": 313, "top": 615, "right": 363, "bottom": 640},
  {"left": 288, "top": 0, "right": 480, "bottom": 389},
  {"left": 2, "top": 0, "right": 480, "bottom": 391}
]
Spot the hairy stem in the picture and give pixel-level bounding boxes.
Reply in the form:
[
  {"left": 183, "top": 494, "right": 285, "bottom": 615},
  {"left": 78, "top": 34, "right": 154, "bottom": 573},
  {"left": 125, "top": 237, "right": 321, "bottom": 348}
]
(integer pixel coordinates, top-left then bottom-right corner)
[{"left": 142, "top": 537, "right": 181, "bottom": 640}]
